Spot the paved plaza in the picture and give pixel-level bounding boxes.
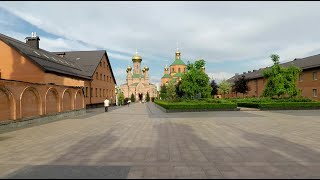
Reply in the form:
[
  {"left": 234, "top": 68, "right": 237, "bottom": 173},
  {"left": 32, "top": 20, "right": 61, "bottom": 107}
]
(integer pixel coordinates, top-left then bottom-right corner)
[{"left": 0, "top": 103, "right": 320, "bottom": 179}]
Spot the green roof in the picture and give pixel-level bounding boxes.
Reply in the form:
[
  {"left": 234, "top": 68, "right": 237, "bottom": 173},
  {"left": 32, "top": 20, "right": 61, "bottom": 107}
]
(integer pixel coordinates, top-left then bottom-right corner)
[
  {"left": 161, "top": 74, "right": 171, "bottom": 78},
  {"left": 130, "top": 82, "right": 139, "bottom": 86},
  {"left": 173, "top": 72, "right": 183, "bottom": 77},
  {"left": 170, "top": 59, "right": 186, "bottom": 66},
  {"left": 132, "top": 73, "right": 144, "bottom": 78}
]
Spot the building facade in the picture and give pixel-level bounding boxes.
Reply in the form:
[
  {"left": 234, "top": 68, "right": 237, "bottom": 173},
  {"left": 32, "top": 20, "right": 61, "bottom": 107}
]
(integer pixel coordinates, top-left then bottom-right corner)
[
  {"left": 120, "top": 51, "right": 157, "bottom": 101},
  {"left": 54, "top": 51, "right": 117, "bottom": 107},
  {"left": 226, "top": 54, "right": 320, "bottom": 100},
  {"left": 0, "top": 33, "right": 89, "bottom": 121},
  {"left": 161, "top": 50, "right": 187, "bottom": 86}
]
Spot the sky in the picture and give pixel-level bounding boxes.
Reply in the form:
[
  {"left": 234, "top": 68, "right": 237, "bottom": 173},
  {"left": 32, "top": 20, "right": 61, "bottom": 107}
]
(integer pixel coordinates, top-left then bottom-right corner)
[{"left": 1, "top": 1, "right": 320, "bottom": 87}]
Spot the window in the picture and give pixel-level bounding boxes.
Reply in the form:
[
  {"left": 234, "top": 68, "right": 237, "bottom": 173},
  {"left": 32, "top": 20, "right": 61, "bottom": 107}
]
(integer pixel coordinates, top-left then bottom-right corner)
[
  {"left": 313, "top": 89, "right": 318, "bottom": 97},
  {"left": 104, "top": 75, "right": 105, "bottom": 81},
  {"left": 100, "top": 62, "right": 102, "bottom": 67},
  {"left": 110, "top": 77, "right": 112, "bottom": 83},
  {"left": 96, "top": 72, "right": 98, "bottom": 80},
  {"left": 178, "top": 68, "right": 181, "bottom": 72},
  {"left": 107, "top": 76, "right": 109, "bottom": 82},
  {"left": 103, "top": 89, "right": 105, "bottom": 97},
  {"left": 96, "top": 88, "right": 98, "bottom": 97},
  {"left": 100, "top": 73, "right": 102, "bottom": 80},
  {"left": 299, "top": 74, "right": 303, "bottom": 82},
  {"left": 90, "top": 88, "right": 93, "bottom": 97},
  {"left": 100, "top": 88, "right": 102, "bottom": 97},
  {"left": 172, "top": 68, "right": 174, "bottom": 72},
  {"left": 85, "top": 87, "right": 88, "bottom": 97},
  {"left": 104, "top": 62, "right": 105, "bottom": 68},
  {"left": 313, "top": 72, "right": 317, "bottom": 80}
]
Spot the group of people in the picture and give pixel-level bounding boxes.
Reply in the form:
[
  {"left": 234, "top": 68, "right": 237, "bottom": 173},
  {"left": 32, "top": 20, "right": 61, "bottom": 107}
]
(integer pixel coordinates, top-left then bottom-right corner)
[{"left": 104, "top": 98, "right": 132, "bottom": 112}]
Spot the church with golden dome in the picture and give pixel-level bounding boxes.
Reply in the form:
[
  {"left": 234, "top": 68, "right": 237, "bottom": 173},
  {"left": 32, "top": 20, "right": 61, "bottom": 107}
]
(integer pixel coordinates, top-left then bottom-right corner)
[
  {"left": 120, "top": 51, "right": 157, "bottom": 102},
  {"left": 161, "top": 49, "right": 187, "bottom": 86}
]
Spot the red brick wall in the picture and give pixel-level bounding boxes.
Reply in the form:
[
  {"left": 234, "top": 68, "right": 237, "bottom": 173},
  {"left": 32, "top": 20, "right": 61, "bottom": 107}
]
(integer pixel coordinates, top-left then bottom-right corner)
[
  {"left": 225, "top": 68, "right": 320, "bottom": 100},
  {"left": 84, "top": 54, "right": 116, "bottom": 106}
]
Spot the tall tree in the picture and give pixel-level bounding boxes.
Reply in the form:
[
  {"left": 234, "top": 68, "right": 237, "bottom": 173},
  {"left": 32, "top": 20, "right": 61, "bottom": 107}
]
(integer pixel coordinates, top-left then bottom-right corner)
[
  {"left": 160, "top": 85, "right": 167, "bottom": 100},
  {"left": 210, "top": 79, "right": 219, "bottom": 96},
  {"left": 118, "top": 92, "right": 124, "bottom": 105},
  {"left": 130, "top": 93, "right": 135, "bottom": 102},
  {"left": 179, "top": 59, "right": 212, "bottom": 99},
  {"left": 262, "top": 54, "right": 301, "bottom": 97},
  {"left": 146, "top": 92, "right": 150, "bottom": 102},
  {"left": 175, "top": 80, "right": 184, "bottom": 98},
  {"left": 232, "top": 75, "right": 249, "bottom": 97},
  {"left": 218, "top": 80, "right": 231, "bottom": 98},
  {"left": 166, "top": 81, "right": 177, "bottom": 101}
]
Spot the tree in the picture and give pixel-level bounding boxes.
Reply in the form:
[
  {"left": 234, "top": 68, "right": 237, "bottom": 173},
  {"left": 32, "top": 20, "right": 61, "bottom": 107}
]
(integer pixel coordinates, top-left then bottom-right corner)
[
  {"left": 130, "top": 93, "right": 135, "bottom": 102},
  {"left": 262, "top": 54, "right": 301, "bottom": 97},
  {"left": 179, "top": 59, "right": 212, "bottom": 99},
  {"left": 118, "top": 92, "right": 124, "bottom": 105},
  {"left": 175, "top": 80, "right": 184, "bottom": 98},
  {"left": 166, "top": 80, "right": 177, "bottom": 101},
  {"left": 146, "top": 92, "right": 150, "bottom": 102},
  {"left": 232, "top": 75, "right": 249, "bottom": 97},
  {"left": 218, "top": 80, "right": 231, "bottom": 98},
  {"left": 210, "top": 79, "right": 219, "bottom": 97},
  {"left": 160, "top": 85, "right": 167, "bottom": 100}
]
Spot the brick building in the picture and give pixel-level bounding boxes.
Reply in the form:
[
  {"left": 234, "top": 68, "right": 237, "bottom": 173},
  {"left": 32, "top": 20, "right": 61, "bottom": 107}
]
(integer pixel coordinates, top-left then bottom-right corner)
[
  {"left": 226, "top": 54, "right": 320, "bottom": 100},
  {"left": 0, "top": 33, "right": 91, "bottom": 121},
  {"left": 54, "top": 51, "right": 117, "bottom": 107}
]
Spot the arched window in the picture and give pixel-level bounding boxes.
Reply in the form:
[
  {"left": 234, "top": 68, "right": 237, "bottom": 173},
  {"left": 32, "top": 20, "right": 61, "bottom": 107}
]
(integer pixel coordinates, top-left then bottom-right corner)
[
  {"left": 100, "top": 74, "right": 102, "bottom": 80},
  {"left": 178, "top": 68, "right": 181, "bottom": 72},
  {"left": 96, "top": 72, "right": 98, "bottom": 79},
  {"left": 107, "top": 76, "right": 109, "bottom": 82},
  {"left": 104, "top": 75, "right": 105, "bottom": 81},
  {"left": 103, "top": 62, "right": 105, "bottom": 68}
]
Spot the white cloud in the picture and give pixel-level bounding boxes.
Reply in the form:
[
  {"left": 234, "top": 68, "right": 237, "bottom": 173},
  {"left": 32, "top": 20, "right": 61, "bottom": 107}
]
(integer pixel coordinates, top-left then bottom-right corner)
[
  {"left": 207, "top": 72, "right": 234, "bottom": 82},
  {"left": 2, "top": 1, "right": 320, "bottom": 83}
]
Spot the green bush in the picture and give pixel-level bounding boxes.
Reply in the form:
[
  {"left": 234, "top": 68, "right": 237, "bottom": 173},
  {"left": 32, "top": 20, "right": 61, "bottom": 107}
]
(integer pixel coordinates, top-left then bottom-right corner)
[
  {"left": 237, "top": 102, "right": 320, "bottom": 109},
  {"left": 154, "top": 100, "right": 237, "bottom": 110}
]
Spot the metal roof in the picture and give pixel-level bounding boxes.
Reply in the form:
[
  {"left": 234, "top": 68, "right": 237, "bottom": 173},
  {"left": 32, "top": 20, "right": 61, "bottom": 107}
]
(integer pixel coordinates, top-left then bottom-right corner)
[
  {"left": 228, "top": 55, "right": 320, "bottom": 82},
  {"left": 0, "top": 33, "right": 91, "bottom": 80},
  {"left": 53, "top": 50, "right": 117, "bottom": 85}
]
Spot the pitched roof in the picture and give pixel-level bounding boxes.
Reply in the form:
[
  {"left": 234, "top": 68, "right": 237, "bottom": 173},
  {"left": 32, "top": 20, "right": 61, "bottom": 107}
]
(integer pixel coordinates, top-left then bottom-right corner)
[
  {"left": 53, "top": 50, "right": 117, "bottom": 84},
  {"left": 173, "top": 72, "right": 183, "bottom": 77},
  {"left": 228, "top": 54, "right": 320, "bottom": 82},
  {"left": 170, "top": 59, "right": 186, "bottom": 66},
  {"left": 0, "top": 33, "right": 90, "bottom": 80},
  {"left": 132, "top": 73, "right": 144, "bottom": 78},
  {"left": 161, "top": 74, "right": 171, "bottom": 78}
]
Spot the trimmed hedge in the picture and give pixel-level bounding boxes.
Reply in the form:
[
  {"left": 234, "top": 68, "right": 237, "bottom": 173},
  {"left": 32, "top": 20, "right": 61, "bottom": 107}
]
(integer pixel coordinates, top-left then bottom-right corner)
[
  {"left": 154, "top": 100, "right": 237, "bottom": 110},
  {"left": 238, "top": 102, "right": 320, "bottom": 110}
]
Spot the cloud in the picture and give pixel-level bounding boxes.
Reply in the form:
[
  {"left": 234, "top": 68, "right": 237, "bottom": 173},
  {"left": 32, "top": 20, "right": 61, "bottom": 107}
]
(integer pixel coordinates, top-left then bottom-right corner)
[
  {"left": 207, "top": 72, "right": 234, "bottom": 83},
  {"left": 2, "top": 2, "right": 320, "bottom": 84}
]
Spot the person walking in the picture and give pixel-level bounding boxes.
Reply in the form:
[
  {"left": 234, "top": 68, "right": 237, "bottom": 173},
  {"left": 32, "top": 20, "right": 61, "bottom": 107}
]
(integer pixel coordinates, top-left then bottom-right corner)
[
  {"left": 127, "top": 99, "right": 131, "bottom": 107},
  {"left": 104, "top": 98, "right": 110, "bottom": 112}
]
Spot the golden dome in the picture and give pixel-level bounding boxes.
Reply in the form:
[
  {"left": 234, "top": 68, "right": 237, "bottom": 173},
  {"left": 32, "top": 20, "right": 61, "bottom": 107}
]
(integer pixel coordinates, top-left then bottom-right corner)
[
  {"left": 127, "top": 66, "right": 132, "bottom": 71},
  {"left": 144, "top": 66, "right": 149, "bottom": 71},
  {"left": 142, "top": 68, "right": 145, "bottom": 73},
  {"left": 132, "top": 51, "right": 142, "bottom": 61}
]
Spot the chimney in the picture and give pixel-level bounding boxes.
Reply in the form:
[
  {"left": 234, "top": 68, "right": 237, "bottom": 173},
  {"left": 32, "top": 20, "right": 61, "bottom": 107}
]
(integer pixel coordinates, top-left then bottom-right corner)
[
  {"left": 248, "top": 71, "right": 251, "bottom": 73},
  {"left": 25, "top": 32, "right": 40, "bottom": 49}
]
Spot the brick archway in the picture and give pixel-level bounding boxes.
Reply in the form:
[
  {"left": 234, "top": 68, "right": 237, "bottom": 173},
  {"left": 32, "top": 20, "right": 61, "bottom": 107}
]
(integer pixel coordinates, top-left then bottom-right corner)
[
  {"left": 20, "top": 87, "right": 41, "bottom": 119},
  {"left": 62, "top": 89, "right": 73, "bottom": 112},
  {"left": 75, "top": 90, "right": 84, "bottom": 110},
  {"left": 45, "top": 88, "right": 59, "bottom": 114},
  {"left": 0, "top": 87, "right": 15, "bottom": 121}
]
